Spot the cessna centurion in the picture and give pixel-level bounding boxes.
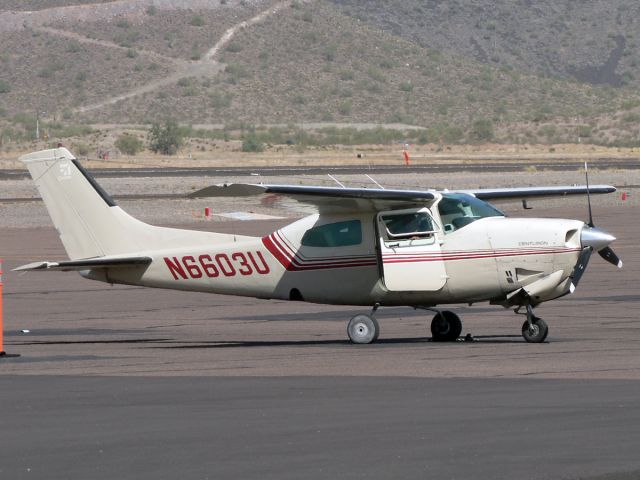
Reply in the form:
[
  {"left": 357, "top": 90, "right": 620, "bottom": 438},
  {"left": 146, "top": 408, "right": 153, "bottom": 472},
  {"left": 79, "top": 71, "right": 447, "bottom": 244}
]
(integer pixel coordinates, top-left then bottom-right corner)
[{"left": 16, "top": 148, "right": 622, "bottom": 344}]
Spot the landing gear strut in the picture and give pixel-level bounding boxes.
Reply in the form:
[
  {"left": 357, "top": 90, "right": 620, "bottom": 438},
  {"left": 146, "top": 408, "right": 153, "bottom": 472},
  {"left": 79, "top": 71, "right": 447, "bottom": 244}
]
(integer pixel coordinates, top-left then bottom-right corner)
[{"left": 518, "top": 304, "right": 549, "bottom": 343}]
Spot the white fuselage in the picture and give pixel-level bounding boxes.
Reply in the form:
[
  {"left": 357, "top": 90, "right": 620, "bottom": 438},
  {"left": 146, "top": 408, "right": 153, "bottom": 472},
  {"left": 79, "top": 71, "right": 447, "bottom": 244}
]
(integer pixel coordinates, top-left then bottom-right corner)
[{"left": 96, "top": 210, "right": 584, "bottom": 308}]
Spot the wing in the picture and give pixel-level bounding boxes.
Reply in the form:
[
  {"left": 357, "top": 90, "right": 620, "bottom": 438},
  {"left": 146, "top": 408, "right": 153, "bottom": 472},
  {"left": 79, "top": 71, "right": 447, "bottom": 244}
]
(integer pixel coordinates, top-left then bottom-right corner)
[
  {"left": 189, "top": 184, "right": 438, "bottom": 213},
  {"left": 459, "top": 185, "right": 616, "bottom": 203},
  {"left": 14, "top": 255, "right": 152, "bottom": 272}
]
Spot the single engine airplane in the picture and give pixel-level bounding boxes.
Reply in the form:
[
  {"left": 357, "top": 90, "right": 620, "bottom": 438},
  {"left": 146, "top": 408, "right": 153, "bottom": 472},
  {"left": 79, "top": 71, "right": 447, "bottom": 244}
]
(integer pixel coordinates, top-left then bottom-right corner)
[{"left": 15, "top": 148, "right": 622, "bottom": 343}]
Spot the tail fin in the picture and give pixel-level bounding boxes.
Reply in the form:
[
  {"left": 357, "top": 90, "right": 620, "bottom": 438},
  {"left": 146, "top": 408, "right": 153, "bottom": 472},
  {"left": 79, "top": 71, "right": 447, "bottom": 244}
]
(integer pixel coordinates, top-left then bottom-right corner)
[
  {"left": 21, "top": 148, "right": 247, "bottom": 262},
  {"left": 20, "top": 148, "right": 156, "bottom": 259}
]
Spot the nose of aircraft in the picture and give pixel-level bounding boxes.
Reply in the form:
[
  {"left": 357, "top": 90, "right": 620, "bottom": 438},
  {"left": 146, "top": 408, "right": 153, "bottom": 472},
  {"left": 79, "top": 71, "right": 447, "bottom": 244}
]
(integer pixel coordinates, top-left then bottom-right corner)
[{"left": 581, "top": 226, "right": 616, "bottom": 251}]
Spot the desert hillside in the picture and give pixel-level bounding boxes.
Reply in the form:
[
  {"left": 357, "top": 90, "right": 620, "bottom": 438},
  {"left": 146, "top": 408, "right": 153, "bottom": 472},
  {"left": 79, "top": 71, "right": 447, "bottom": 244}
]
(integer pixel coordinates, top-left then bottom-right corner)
[{"left": 0, "top": 0, "right": 638, "bottom": 151}]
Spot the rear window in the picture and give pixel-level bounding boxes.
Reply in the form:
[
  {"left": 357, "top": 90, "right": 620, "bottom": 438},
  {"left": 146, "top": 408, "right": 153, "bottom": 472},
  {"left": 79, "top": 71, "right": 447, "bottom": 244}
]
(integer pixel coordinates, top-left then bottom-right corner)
[{"left": 301, "top": 220, "right": 362, "bottom": 247}]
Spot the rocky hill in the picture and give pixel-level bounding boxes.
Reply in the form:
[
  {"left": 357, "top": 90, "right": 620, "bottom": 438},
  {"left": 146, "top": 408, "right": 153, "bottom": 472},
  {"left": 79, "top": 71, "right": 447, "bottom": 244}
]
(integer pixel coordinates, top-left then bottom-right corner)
[
  {"left": 0, "top": 0, "right": 638, "bottom": 149},
  {"left": 329, "top": 0, "right": 640, "bottom": 88}
]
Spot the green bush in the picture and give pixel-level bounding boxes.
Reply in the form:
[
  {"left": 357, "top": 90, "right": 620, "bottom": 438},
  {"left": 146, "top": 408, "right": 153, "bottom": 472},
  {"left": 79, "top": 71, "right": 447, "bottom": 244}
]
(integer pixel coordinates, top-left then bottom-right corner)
[
  {"left": 148, "top": 120, "right": 184, "bottom": 155},
  {"left": 399, "top": 81, "right": 414, "bottom": 92},
  {"left": 115, "top": 133, "right": 144, "bottom": 155},
  {"left": 114, "top": 30, "right": 140, "bottom": 48},
  {"left": 367, "top": 67, "right": 385, "bottom": 83},
  {"left": 539, "top": 124, "right": 557, "bottom": 140},
  {"left": 73, "top": 142, "right": 90, "bottom": 156},
  {"left": 469, "top": 119, "right": 494, "bottom": 142},
  {"left": 324, "top": 45, "right": 337, "bottom": 62},
  {"left": 0, "top": 80, "right": 10, "bottom": 93},
  {"left": 225, "top": 64, "right": 249, "bottom": 84},
  {"left": 338, "top": 100, "right": 352, "bottom": 116},
  {"left": 577, "top": 125, "right": 592, "bottom": 138},
  {"left": 226, "top": 43, "right": 243, "bottom": 53},
  {"left": 242, "top": 133, "right": 264, "bottom": 152},
  {"left": 621, "top": 112, "right": 640, "bottom": 123},
  {"left": 210, "top": 92, "right": 233, "bottom": 109},
  {"left": 66, "top": 41, "right": 81, "bottom": 53},
  {"left": 190, "top": 15, "right": 205, "bottom": 27}
]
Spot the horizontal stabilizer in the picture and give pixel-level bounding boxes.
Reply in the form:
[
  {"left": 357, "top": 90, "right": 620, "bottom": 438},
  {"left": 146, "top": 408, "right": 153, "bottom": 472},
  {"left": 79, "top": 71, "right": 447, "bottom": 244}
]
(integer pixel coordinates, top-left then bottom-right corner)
[{"left": 14, "top": 256, "right": 152, "bottom": 272}]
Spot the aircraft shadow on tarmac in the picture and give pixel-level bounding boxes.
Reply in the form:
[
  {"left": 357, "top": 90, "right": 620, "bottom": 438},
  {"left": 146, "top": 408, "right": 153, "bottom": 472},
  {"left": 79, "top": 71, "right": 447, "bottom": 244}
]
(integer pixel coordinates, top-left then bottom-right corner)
[
  {"left": 12, "top": 338, "right": 171, "bottom": 346},
  {"left": 230, "top": 307, "right": 497, "bottom": 323},
  {"left": 157, "top": 335, "right": 525, "bottom": 349},
  {"left": 576, "top": 295, "right": 640, "bottom": 302}
]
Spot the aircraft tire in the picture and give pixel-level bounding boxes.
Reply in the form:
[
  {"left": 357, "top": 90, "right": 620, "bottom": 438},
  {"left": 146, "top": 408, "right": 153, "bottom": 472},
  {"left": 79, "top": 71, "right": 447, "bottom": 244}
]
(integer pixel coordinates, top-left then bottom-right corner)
[
  {"left": 521, "top": 317, "right": 549, "bottom": 343},
  {"left": 347, "top": 314, "right": 379, "bottom": 344},
  {"left": 431, "top": 311, "right": 462, "bottom": 342}
]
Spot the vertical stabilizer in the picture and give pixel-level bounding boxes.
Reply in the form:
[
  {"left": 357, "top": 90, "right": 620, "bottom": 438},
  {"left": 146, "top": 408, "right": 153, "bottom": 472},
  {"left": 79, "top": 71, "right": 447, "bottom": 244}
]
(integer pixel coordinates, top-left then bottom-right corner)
[{"left": 21, "top": 148, "right": 151, "bottom": 259}]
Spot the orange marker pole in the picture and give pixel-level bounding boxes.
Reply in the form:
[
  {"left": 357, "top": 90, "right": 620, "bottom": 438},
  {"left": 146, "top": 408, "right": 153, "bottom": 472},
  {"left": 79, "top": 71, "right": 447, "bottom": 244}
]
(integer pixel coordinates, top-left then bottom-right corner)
[{"left": 0, "top": 258, "right": 4, "bottom": 356}]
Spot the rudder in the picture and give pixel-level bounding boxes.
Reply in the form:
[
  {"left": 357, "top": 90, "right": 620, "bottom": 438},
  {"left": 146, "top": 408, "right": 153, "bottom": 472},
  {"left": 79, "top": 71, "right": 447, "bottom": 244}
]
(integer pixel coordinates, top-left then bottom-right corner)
[{"left": 21, "top": 148, "right": 149, "bottom": 259}]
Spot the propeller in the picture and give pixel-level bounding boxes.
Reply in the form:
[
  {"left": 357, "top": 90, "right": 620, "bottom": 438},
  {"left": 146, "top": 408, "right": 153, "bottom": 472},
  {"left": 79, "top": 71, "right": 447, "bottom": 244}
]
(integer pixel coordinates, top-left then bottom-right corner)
[
  {"left": 581, "top": 162, "right": 623, "bottom": 269},
  {"left": 598, "top": 246, "right": 623, "bottom": 268},
  {"left": 585, "top": 161, "right": 594, "bottom": 227},
  {"left": 569, "top": 246, "right": 593, "bottom": 293}
]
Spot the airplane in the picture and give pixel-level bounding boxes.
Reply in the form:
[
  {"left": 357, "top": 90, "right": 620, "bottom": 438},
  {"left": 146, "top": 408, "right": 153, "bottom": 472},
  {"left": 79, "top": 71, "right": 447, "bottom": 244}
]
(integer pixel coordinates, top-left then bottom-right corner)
[{"left": 14, "top": 147, "right": 622, "bottom": 344}]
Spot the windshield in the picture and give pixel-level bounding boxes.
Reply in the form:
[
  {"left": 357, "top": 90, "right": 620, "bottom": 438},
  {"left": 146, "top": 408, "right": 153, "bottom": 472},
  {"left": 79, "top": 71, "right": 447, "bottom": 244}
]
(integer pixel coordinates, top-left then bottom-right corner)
[{"left": 437, "top": 193, "right": 504, "bottom": 234}]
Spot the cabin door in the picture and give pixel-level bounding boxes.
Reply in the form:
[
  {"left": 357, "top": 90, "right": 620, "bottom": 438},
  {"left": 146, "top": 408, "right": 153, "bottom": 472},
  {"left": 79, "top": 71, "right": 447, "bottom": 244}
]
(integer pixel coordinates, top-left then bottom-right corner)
[{"left": 377, "top": 208, "right": 447, "bottom": 291}]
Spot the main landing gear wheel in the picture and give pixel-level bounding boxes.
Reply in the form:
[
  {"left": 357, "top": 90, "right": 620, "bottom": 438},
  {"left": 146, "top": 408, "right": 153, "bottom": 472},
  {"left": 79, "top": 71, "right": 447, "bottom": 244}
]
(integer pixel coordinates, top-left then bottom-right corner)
[
  {"left": 347, "top": 314, "right": 380, "bottom": 344},
  {"left": 521, "top": 317, "right": 549, "bottom": 343},
  {"left": 430, "top": 311, "right": 462, "bottom": 342}
]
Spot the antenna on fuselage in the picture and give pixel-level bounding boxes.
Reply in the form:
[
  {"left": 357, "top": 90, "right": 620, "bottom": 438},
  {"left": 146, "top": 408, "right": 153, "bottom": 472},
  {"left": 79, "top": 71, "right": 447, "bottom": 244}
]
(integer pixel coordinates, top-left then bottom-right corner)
[
  {"left": 327, "top": 174, "right": 346, "bottom": 188},
  {"left": 365, "top": 174, "right": 385, "bottom": 189}
]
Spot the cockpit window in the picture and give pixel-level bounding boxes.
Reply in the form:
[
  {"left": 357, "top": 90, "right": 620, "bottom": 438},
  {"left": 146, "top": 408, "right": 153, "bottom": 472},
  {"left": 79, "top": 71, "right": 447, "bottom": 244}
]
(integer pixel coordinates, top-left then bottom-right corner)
[
  {"left": 437, "top": 193, "right": 504, "bottom": 234},
  {"left": 301, "top": 220, "right": 362, "bottom": 247}
]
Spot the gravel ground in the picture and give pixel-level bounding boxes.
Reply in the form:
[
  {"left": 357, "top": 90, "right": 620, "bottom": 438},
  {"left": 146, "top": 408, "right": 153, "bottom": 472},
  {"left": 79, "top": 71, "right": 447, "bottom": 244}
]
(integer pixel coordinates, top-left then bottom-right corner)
[{"left": 1, "top": 169, "right": 637, "bottom": 228}]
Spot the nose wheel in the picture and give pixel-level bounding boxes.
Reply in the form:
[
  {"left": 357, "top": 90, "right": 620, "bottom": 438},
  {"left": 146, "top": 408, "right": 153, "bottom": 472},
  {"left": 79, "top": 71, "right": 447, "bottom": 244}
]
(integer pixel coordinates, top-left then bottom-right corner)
[
  {"left": 521, "top": 317, "right": 548, "bottom": 343},
  {"left": 518, "top": 304, "right": 549, "bottom": 343}
]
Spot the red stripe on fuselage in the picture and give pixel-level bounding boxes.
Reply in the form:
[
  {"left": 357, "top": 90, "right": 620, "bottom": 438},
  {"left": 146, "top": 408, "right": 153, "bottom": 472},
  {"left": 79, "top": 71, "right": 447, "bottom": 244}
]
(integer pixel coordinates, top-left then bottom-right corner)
[{"left": 263, "top": 233, "right": 377, "bottom": 271}]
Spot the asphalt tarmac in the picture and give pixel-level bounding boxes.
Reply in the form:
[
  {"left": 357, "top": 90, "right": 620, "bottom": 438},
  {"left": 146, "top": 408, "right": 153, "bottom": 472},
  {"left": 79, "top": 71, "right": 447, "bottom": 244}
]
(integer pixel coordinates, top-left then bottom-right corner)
[{"left": 1, "top": 203, "right": 639, "bottom": 479}]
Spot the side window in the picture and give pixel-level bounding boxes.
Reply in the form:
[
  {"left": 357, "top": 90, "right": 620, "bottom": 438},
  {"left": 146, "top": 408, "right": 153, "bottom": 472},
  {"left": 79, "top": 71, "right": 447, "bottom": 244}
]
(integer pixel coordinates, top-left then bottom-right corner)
[
  {"left": 380, "top": 212, "right": 435, "bottom": 239},
  {"left": 301, "top": 220, "right": 362, "bottom": 247}
]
